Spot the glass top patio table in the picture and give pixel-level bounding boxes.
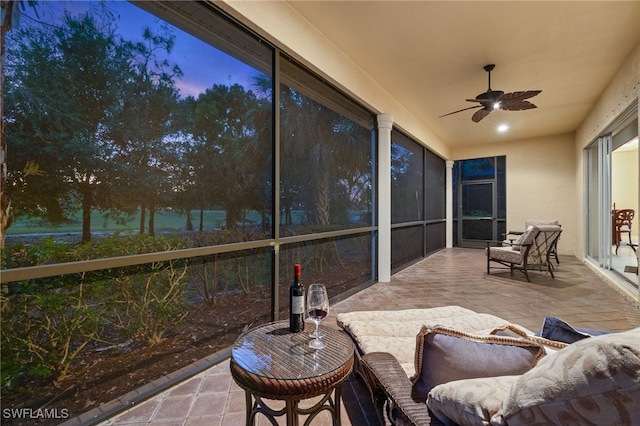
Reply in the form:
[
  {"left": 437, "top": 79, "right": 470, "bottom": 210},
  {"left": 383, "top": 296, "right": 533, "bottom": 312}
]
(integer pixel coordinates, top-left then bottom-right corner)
[{"left": 230, "top": 320, "right": 354, "bottom": 400}]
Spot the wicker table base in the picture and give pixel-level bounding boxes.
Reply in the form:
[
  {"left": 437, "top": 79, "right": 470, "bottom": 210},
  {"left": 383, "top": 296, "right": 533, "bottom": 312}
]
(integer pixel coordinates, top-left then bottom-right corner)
[{"left": 230, "top": 321, "right": 355, "bottom": 426}]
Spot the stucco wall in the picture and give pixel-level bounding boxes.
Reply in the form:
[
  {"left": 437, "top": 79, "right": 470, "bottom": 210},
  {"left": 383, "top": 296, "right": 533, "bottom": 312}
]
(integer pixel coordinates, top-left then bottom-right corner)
[{"left": 450, "top": 134, "right": 577, "bottom": 255}]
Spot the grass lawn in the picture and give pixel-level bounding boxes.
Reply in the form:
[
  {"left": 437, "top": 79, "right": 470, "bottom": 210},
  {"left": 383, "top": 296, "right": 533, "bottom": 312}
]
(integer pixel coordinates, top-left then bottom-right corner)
[{"left": 6, "top": 209, "right": 264, "bottom": 235}]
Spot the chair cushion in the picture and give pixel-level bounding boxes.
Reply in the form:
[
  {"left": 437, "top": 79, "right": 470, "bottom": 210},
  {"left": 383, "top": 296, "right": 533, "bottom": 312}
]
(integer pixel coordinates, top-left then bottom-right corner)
[
  {"left": 499, "top": 327, "right": 640, "bottom": 425},
  {"left": 410, "top": 325, "right": 545, "bottom": 401},
  {"left": 488, "top": 246, "right": 524, "bottom": 263},
  {"left": 336, "top": 306, "right": 518, "bottom": 376},
  {"left": 512, "top": 225, "right": 535, "bottom": 251}
]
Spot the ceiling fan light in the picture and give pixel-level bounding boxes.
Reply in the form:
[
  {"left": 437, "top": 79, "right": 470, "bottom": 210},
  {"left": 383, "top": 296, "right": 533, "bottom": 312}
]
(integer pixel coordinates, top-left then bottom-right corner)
[{"left": 493, "top": 101, "right": 501, "bottom": 110}]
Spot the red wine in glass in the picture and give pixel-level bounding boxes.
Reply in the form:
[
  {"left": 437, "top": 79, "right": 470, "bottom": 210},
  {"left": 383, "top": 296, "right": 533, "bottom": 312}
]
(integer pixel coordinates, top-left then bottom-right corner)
[
  {"left": 307, "top": 284, "right": 329, "bottom": 349},
  {"left": 308, "top": 309, "right": 328, "bottom": 321}
]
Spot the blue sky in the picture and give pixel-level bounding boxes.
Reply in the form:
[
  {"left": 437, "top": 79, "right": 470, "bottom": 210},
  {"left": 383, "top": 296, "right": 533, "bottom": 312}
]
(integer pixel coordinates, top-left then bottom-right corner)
[{"left": 31, "top": 0, "right": 262, "bottom": 98}]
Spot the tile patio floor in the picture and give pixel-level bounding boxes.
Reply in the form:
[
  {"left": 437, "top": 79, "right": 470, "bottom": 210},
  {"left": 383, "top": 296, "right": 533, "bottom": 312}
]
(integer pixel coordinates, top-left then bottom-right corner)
[{"left": 70, "top": 248, "right": 639, "bottom": 426}]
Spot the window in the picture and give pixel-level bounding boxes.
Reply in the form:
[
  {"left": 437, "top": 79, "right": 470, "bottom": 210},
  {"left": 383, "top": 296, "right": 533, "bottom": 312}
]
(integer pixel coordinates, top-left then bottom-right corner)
[
  {"left": 279, "top": 58, "right": 373, "bottom": 235},
  {"left": 390, "top": 130, "right": 446, "bottom": 270}
]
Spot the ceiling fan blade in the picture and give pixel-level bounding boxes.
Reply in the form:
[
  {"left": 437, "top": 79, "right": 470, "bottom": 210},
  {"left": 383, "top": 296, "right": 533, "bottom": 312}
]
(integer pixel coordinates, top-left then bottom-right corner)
[
  {"left": 500, "top": 100, "right": 538, "bottom": 111},
  {"left": 438, "top": 104, "right": 483, "bottom": 118},
  {"left": 472, "top": 107, "right": 492, "bottom": 122},
  {"left": 501, "top": 90, "right": 541, "bottom": 103}
]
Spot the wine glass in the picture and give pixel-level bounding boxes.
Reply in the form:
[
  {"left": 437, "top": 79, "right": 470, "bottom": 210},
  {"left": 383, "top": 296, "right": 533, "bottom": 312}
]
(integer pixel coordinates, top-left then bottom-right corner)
[{"left": 307, "top": 284, "right": 329, "bottom": 349}]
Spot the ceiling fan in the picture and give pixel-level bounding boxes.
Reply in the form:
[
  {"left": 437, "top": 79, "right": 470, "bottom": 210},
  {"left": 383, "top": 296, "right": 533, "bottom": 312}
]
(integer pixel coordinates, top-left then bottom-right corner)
[{"left": 439, "top": 64, "right": 541, "bottom": 122}]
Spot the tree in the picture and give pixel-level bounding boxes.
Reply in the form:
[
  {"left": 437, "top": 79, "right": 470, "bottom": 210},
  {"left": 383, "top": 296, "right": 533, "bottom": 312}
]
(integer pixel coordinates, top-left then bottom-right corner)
[
  {"left": 190, "top": 84, "right": 267, "bottom": 230},
  {"left": 279, "top": 85, "right": 371, "bottom": 227},
  {"left": 107, "top": 27, "right": 182, "bottom": 236},
  {"left": 5, "top": 8, "right": 182, "bottom": 241},
  {"left": 4, "top": 8, "right": 132, "bottom": 242},
  {"left": 0, "top": 0, "right": 38, "bottom": 248}
]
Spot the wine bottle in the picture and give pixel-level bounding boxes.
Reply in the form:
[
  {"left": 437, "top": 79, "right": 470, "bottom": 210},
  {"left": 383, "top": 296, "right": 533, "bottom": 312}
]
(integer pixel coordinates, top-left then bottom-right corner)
[{"left": 289, "top": 263, "right": 304, "bottom": 333}]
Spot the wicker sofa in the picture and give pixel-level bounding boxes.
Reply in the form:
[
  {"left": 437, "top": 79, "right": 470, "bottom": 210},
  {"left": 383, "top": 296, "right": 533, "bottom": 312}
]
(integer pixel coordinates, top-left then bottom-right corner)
[{"left": 336, "top": 306, "right": 640, "bottom": 426}]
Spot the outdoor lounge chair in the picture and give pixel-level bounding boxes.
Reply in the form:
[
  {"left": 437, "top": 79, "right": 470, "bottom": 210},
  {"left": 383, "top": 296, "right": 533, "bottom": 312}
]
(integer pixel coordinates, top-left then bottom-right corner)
[
  {"left": 525, "top": 224, "right": 563, "bottom": 278},
  {"left": 486, "top": 225, "right": 537, "bottom": 281},
  {"left": 505, "top": 219, "right": 561, "bottom": 264},
  {"left": 488, "top": 224, "right": 562, "bottom": 281}
]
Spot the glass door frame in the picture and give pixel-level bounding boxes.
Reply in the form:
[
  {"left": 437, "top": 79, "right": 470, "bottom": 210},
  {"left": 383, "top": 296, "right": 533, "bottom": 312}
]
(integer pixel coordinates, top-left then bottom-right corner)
[
  {"left": 453, "top": 156, "right": 506, "bottom": 249},
  {"left": 457, "top": 180, "right": 497, "bottom": 248}
]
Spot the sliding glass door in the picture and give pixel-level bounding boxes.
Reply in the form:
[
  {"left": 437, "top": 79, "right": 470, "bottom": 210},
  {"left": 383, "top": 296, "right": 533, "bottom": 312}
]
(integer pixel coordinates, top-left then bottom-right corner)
[
  {"left": 585, "top": 106, "right": 638, "bottom": 288},
  {"left": 586, "top": 134, "right": 612, "bottom": 269}
]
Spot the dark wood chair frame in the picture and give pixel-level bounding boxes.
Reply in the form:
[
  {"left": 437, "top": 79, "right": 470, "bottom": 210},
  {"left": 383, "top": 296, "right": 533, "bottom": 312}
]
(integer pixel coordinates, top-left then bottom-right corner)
[{"left": 613, "top": 209, "right": 635, "bottom": 255}]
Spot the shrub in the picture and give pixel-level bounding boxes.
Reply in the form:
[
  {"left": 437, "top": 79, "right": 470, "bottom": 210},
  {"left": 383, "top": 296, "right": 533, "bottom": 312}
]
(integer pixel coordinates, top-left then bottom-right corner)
[
  {"left": 0, "top": 234, "right": 190, "bottom": 389},
  {"left": 0, "top": 279, "right": 106, "bottom": 383},
  {"left": 110, "top": 260, "right": 189, "bottom": 345}
]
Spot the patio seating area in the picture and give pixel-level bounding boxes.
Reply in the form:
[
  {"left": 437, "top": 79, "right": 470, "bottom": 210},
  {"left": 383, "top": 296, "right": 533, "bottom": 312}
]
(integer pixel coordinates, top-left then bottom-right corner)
[{"left": 86, "top": 248, "right": 640, "bottom": 426}]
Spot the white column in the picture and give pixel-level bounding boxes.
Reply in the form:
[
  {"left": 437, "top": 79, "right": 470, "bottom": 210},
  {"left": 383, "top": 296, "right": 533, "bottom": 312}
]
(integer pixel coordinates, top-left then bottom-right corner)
[
  {"left": 446, "top": 160, "right": 454, "bottom": 248},
  {"left": 377, "top": 114, "right": 393, "bottom": 282}
]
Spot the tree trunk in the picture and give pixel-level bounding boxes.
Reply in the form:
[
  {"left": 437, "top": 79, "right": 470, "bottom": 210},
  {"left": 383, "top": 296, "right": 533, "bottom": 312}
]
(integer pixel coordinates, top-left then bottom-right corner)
[
  {"left": 81, "top": 191, "right": 92, "bottom": 243},
  {"left": 185, "top": 210, "right": 193, "bottom": 231},
  {"left": 148, "top": 205, "right": 155, "bottom": 235},
  {"left": 0, "top": 1, "right": 14, "bottom": 249},
  {"left": 139, "top": 204, "right": 146, "bottom": 234},
  {"left": 315, "top": 172, "right": 330, "bottom": 225},
  {"left": 226, "top": 206, "right": 239, "bottom": 230}
]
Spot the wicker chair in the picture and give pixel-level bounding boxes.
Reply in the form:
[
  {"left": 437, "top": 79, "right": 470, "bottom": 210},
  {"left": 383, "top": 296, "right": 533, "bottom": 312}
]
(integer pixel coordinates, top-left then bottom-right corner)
[
  {"left": 337, "top": 306, "right": 517, "bottom": 426},
  {"left": 360, "top": 351, "right": 445, "bottom": 425}
]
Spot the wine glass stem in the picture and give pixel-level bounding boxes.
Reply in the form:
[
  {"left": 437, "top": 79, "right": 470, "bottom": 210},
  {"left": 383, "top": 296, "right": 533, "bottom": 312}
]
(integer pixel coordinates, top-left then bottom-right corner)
[{"left": 314, "top": 322, "right": 319, "bottom": 341}]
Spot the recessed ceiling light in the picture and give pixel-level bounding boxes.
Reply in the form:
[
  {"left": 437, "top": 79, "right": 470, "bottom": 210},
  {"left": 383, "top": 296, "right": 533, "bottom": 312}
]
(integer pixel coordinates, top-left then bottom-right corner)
[{"left": 497, "top": 124, "right": 509, "bottom": 132}]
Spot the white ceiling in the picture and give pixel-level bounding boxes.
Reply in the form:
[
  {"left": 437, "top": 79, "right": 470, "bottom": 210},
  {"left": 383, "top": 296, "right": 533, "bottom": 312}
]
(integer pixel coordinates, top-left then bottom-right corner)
[{"left": 286, "top": 1, "right": 640, "bottom": 147}]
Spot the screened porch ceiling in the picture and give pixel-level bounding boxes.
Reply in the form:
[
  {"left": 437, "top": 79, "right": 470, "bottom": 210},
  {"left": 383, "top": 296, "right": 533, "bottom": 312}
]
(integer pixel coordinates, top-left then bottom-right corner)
[{"left": 285, "top": 1, "right": 640, "bottom": 147}]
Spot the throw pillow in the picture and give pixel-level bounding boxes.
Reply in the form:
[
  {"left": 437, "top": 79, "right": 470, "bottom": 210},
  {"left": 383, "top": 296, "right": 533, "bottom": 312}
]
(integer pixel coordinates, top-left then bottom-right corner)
[
  {"left": 499, "top": 327, "right": 640, "bottom": 425},
  {"left": 409, "top": 325, "right": 545, "bottom": 401},
  {"left": 427, "top": 375, "right": 516, "bottom": 426},
  {"left": 537, "top": 316, "right": 613, "bottom": 344}
]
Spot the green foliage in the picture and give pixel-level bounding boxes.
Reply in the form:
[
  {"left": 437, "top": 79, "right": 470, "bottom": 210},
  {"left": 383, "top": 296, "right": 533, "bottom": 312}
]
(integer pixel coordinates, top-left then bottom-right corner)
[
  {"left": 188, "top": 249, "right": 271, "bottom": 305},
  {"left": 0, "top": 234, "right": 191, "bottom": 388},
  {"left": 0, "top": 280, "right": 105, "bottom": 383},
  {"left": 1, "top": 232, "right": 188, "bottom": 270},
  {"left": 110, "top": 260, "right": 188, "bottom": 345},
  {"left": 188, "top": 229, "right": 271, "bottom": 305}
]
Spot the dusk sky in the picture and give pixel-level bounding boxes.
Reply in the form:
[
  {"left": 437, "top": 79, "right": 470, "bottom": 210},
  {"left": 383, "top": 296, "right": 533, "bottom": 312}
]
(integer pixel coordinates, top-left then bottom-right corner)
[{"left": 31, "top": 0, "right": 262, "bottom": 98}]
